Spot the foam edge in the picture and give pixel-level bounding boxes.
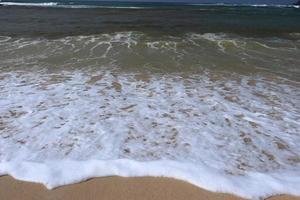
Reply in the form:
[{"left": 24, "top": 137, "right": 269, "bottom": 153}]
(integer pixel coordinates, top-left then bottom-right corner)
[{"left": 1, "top": 159, "right": 300, "bottom": 199}]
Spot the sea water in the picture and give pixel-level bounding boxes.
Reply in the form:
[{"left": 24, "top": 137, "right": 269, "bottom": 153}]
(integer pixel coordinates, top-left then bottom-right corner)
[{"left": 0, "top": 3, "right": 300, "bottom": 199}]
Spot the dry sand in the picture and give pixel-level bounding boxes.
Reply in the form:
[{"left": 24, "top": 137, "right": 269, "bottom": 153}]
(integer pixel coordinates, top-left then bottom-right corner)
[{"left": 0, "top": 175, "right": 299, "bottom": 200}]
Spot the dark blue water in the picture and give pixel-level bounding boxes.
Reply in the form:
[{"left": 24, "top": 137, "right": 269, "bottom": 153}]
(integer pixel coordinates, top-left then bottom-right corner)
[{"left": 0, "top": 1, "right": 300, "bottom": 38}]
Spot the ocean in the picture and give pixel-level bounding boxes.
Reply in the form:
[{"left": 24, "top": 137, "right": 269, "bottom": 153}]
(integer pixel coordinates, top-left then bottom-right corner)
[{"left": 0, "top": 2, "right": 300, "bottom": 199}]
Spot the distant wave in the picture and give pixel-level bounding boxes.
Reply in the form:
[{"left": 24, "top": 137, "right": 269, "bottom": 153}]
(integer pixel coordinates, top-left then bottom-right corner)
[
  {"left": 250, "top": 4, "right": 300, "bottom": 8},
  {"left": 0, "top": 1, "right": 299, "bottom": 9},
  {"left": 0, "top": 2, "right": 152, "bottom": 9},
  {"left": 0, "top": 1, "right": 58, "bottom": 7},
  {"left": 191, "top": 3, "right": 300, "bottom": 8}
]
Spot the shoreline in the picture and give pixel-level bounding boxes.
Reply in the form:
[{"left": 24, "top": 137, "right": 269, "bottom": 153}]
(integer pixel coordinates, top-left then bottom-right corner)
[{"left": 1, "top": 176, "right": 300, "bottom": 200}]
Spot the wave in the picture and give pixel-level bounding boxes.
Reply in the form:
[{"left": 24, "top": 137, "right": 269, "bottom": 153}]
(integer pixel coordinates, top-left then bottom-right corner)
[
  {"left": 0, "top": 1, "right": 299, "bottom": 9},
  {"left": 0, "top": 1, "right": 151, "bottom": 8},
  {"left": 250, "top": 4, "right": 299, "bottom": 8},
  {"left": 191, "top": 3, "right": 300, "bottom": 8},
  {"left": 0, "top": 1, "right": 58, "bottom": 7},
  {"left": 1, "top": 159, "right": 300, "bottom": 199},
  {"left": 0, "top": 32, "right": 299, "bottom": 78}
]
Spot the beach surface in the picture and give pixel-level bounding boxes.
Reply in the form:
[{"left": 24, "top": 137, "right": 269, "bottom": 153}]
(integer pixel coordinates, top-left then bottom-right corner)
[{"left": 0, "top": 176, "right": 299, "bottom": 200}]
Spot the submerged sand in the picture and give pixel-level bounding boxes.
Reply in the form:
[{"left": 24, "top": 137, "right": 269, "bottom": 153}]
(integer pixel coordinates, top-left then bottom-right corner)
[{"left": 0, "top": 176, "right": 299, "bottom": 200}]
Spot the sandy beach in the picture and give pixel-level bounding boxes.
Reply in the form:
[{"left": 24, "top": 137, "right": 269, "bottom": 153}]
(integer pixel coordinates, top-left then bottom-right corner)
[{"left": 0, "top": 176, "right": 299, "bottom": 200}]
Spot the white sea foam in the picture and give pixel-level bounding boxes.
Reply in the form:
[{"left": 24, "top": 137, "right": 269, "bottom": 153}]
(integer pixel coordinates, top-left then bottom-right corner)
[
  {"left": 0, "top": 1, "right": 151, "bottom": 9},
  {"left": 2, "top": 160, "right": 300, "bottom": 199},
  {"left": 187, "top": 33, "right": 246, "bottom": 52},
  {"left": 190, "top": 3, "right": 300, "bottom": 8},
  {"left": 0, "top": 2, "right": 58, "bottom": 7},
  {"left": 0, "top": 67, "right": 300, "bottom": 199}
]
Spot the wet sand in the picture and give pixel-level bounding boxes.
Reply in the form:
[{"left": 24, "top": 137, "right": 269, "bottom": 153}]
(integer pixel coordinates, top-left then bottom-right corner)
[{"left": 0, "top": 176, "right": 299, "bottom": 200}]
